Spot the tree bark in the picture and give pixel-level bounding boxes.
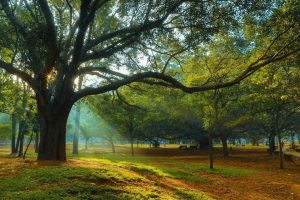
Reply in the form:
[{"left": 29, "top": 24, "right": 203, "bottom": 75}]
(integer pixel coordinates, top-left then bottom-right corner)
[
  {"left": 73, "top": 76, "right": 82, "bottom": 155},
  {"left": 72, "top": 103, "right": 80, "bottom": 155},
  {"left": 277, "top": 131, "right": 284, "bottom": 169},
  {"left": 268, "top": 130, "right": 276, "bottom": 155},
  {"left": 17, "top": 122, "right": 25, "bottom": 157},
  {"left": 208, "top": 131, "right": 214, "bottom": 169},
  {"left": 291, "top": 132, "right": 295, "bottom": 147},
  {"left": 23, "top": 132, "right": 34, "bottom": 159},
  {"left": 85, "top": 138, "right": 88, "bottom": 150},
  {"left": 33, "top": 115, "right": 40, "bottom": 153},
  {"left": 35, "top": 130, "right": 39, "bottom": 153},
  {"left": 110, "top": 139, "right": 115, "bottom": 153},
  {"left": 15, "top": 121, "right": 23, "bottom": 153},
  {"left": 37, "top": 106, "right": 70, "bottom": 161},
  {"left": 130, "top": 131, "right": 134, "bottom": 157}
]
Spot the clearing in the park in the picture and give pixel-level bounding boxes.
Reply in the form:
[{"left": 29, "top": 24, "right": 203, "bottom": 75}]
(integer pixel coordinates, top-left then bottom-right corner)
[
  {"left": 0, "top": 145, "right": 300, "bottom": 200},
  {"left": 0, "top": 0, "right": 300, "bottom": 200}
]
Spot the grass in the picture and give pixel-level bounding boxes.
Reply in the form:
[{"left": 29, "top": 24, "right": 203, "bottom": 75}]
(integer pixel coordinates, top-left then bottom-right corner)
[
  {"left": 0, "top": 164, "right": 161, "bottom": 200},
  {"left": 174, "top": 188, "right": 213, "bottom": 200},
  {"left": 0, "top": 157, "right": 212, "bottom": 199},
  {"left": 183, "top": 164, "right": 255, "bottom": 176},
  {"left": 74, "top": 152, "right": 254, "bottom": 177},
  {"left": 0, "top": 144, "right": 258, "bottom": 199}
]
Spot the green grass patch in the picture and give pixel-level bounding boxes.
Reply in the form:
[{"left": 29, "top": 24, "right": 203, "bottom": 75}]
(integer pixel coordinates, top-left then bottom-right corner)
[
  {"left": 0, "top": 165, "right": 148, "bottom": 200},
  {"left": 184, "top": 164, "right": 255, "bottom": 176},
  {"left": 72, "top": 154, "right": 207, "bottom": 183}
]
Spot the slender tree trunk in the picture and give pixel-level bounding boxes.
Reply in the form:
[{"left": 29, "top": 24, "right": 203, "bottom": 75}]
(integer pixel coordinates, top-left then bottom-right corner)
[
  {"left": 110, "top": 139, "right": 115, "bottom": 153},
  {"left": 251, "top": 138, "right": 256, "bottom": 146},
  {"left": 23, "top": 132, "right": 34, "bottom": 159},
  {"left": 238, "top": 138, "right": 242, "bottom": 145},
  {"left": 85, "top": 138, "right": 88, "bottom": 150},
  {"left": 33, "top": 115, "right": 40, "bottom": 153},
  {"left": 15, "top": 121, "right": 23, "bottom": 153},
  {"left": 35, "top": 130, "right": 39, "bottom": 153},
  {"left": 232, "top": 139, "right": 236, "bottom": 145},
  {"left": 17, "top": 83, "right": 28, "bottom": 157},
  {"left": 268, "top": 130, "right": 275, "bottom": 155},
  {"left": 291, "top": 132, "right": 295, "bottom": 147},
  {"left": 18, "top": 126, "right": 24, "bottom": 157},
  {"left": 73, "top": 76, "right": 82, "bottom": 155},
  {"left": 277, "top": 131, "right": 284, "bottom": 169},
  {"left": 130, "top": 131, "right": 134, "bottom": 157},
  {"left": 297, "top": 133, "right": 300, "bottom": 145},
  {"left": 11, "top": 113, "right": 17, "bottom": 154},
  {"left": 208, "top": 131, "right": 214, "bottom": 169},
  {"left": 72, "top": 104, "right": 80, "bottom": 155},
  {"left": 221, "top": 134, "right": 229, "bottom": 157}
]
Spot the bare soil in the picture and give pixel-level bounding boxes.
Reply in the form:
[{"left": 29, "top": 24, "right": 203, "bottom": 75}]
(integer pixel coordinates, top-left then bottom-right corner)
[{"left": 120, "top": 147, "right": 300, "bottom": 200}]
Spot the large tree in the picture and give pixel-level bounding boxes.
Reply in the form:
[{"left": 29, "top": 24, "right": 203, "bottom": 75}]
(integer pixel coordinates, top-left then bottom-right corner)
[{"left": 0, "top": 0, "right": 299, "bottom": 160}]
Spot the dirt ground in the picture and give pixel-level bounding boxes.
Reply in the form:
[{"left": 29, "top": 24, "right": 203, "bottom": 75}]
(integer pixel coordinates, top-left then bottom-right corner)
[{"left": 118, "top": 147, "right": 300, "bottom": 200}]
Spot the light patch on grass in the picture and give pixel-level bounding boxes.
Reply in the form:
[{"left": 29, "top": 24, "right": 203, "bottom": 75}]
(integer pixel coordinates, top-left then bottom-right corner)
[
  {"left": 158, "top": 167, "right": 206, "bottom": 183},
  {"left": 174, "top": 187, "right": 213, "bottom": 200},
  {"left": 125, "top": 163, "right": 170, "bottom": 177},
  {"left": 124, "top": 162, "right": 206, "bottom": 183},
  {"left": 75, "top": 155, "right": 207, "bottom": 183},
  {"left": 75, "top": 157, "right": 115, "bottom": 165},
  {"left": 123, "top": 185, "right": 161, "bottom": 199}
]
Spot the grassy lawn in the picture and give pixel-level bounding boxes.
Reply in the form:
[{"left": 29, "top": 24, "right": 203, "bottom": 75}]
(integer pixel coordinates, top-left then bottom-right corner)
[{"left": 0, "top": 144, "right": 259, "bottom": 200}]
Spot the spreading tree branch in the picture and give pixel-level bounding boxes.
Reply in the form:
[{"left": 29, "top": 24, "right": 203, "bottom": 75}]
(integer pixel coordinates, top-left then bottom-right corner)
[{"left": 0, "top": 60, "right": 36, "bottom": 91}]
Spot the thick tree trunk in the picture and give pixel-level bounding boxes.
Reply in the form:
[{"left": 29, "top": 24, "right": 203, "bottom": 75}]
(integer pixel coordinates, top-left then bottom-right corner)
[
  {"left": 11, "top": 113, "right": 17, "bottom": 154},
  {"left": 208, "top": 131, "right": 214, "bottom": 169},
  {"left": 37, "top": 108, "right": 70, "bottom": 161},
  {"left": 221, "top": 134, "right": 229, "bottom": 157}
]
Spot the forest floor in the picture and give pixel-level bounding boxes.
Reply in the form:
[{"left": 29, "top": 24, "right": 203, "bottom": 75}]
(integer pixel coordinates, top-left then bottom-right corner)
[{"left": 0, "top": 145, "right": 300, "bottom": 200}]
